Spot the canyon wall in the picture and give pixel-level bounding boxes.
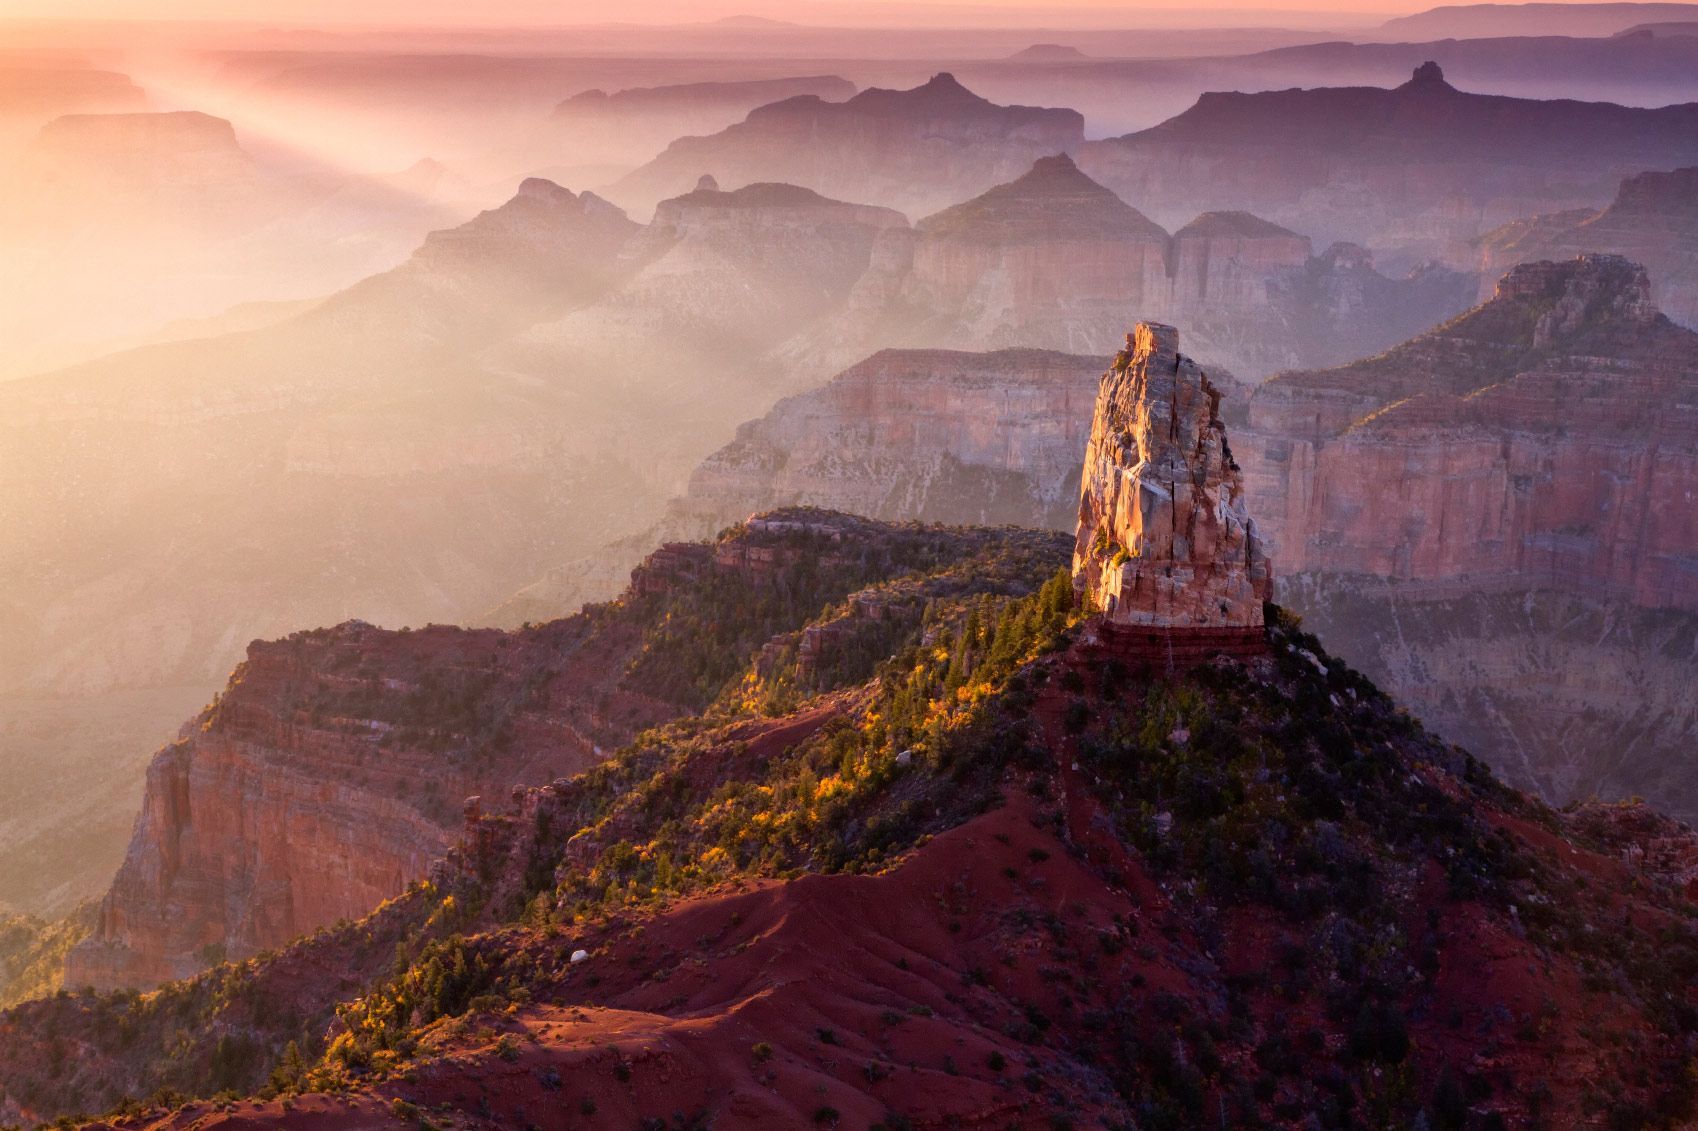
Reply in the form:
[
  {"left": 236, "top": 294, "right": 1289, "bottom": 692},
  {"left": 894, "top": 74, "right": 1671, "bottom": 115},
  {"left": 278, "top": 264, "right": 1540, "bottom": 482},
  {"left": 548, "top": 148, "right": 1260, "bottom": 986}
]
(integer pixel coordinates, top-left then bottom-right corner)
[
  {"left": 65, "top": 612, "right": 684, "bottom": 990},
  {"left": 1242, "top": 255, "right": 1698, "bottom": 612},
  {"left": 64, "top": 513, "right": 1001, "bottom": 991}
]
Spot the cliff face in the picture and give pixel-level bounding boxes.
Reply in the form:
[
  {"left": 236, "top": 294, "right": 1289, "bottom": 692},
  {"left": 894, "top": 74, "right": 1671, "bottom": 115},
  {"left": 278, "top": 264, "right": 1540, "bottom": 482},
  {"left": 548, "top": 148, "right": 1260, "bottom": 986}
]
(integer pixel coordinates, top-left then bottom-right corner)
[
  {"left": 1282, "top": 578, "right": 1698, "bottom": 815},
  {"left": 1477, "top": 165, "right": 1698, "bottom": 328},
  {"left": 63, "top": 614, "right": 680, "bottom": 992},
  {"left": 682, "top": 348, "right": 1106, "bottom": 533},
  {"left": 1072, "top": 323, "right": 1271, "bottom": 628},
  {"left": 1244, "top": 255, "right": 1698, "bottom": 611},
  {"left": 1079, "top": 64, "right": 1698, "bottom": 266},
  {"left": 610, "top": 73, "right": 1085, "bottom": 217}
]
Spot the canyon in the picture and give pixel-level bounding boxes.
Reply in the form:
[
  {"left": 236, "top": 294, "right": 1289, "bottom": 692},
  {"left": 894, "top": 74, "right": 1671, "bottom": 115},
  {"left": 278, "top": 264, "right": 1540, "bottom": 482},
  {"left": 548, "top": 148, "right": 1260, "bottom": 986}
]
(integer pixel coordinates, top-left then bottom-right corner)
[
  {"left": 3, "top": 152, "right": 1473, "bottom": 916},
  {"left": 1, "top": 507, "right": 1693, "bottom": 1126},
  {"left": 9, "top": 13, "right": 1698, "bottom": 1126},
  {"left": 631, "top": 254, "right": 1698, "bottom": 823}
]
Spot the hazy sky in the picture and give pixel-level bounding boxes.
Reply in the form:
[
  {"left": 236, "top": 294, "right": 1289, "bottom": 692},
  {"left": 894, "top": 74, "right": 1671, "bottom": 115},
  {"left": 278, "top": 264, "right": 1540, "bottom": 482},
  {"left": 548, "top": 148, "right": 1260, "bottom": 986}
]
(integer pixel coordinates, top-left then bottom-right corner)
[{"left": 0, "top": 0, "right": 1465, "bottom": 27}]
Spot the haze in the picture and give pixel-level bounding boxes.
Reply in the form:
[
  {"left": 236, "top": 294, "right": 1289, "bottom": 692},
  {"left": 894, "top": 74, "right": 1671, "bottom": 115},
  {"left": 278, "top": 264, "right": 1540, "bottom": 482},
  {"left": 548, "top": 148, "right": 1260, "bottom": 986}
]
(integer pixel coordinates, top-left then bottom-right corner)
[{"left": 4, "top": 0, "right": 1698, "bottom": 1120}]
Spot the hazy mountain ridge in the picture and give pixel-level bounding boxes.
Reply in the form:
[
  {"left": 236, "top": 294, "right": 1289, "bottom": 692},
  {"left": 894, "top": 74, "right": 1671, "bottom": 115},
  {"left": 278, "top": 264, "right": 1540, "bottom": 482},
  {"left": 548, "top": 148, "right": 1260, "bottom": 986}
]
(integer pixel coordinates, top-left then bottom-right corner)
[
  {"left": 1078, "top": 63, "right": 1698, "bottom": 267},
  {"left": 609, "top": 73, "right": 1086, "bottom": 218},
  {"left": 0, "top": 106, "right": 497, "bottom": 379}
]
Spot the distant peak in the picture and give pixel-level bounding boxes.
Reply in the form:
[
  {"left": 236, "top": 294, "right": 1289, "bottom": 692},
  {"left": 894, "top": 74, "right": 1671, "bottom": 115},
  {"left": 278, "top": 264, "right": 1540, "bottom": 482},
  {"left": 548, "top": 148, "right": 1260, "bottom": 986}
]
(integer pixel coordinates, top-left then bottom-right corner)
[
  {"left": 578, "top": 191, "right": 626, "bottom": 221},
  {"left": 917, "top": 72, "right": 975, "bottom": 98},
  {"left": 1404, "top": 61, "right": 1451, "bottom": 89},
  {"left": 1014, "top": 152, "right": 1092, "bottom": 186},
  {"left": 918, "top": 152, "right": 1164, "bottom": 240},
  {"left": 694, "top": 173, "right": 721, "bottom": 193},
  {"left": 515, "top": 177, "right": 576, "bottom": 204},
  {"left": 1175, "top": 210, "right": 1301, "bottom": 241},
  {"left": 1008, "top": 43, "right": 1089, "bottom": 61}
]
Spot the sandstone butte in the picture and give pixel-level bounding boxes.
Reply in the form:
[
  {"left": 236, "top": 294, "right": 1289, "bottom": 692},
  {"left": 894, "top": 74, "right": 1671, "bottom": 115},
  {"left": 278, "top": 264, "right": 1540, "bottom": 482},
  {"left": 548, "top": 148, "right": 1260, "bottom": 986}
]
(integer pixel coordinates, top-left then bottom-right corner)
[{"left": 1071, "top": 322, "right": 1272, "bottom": 645}]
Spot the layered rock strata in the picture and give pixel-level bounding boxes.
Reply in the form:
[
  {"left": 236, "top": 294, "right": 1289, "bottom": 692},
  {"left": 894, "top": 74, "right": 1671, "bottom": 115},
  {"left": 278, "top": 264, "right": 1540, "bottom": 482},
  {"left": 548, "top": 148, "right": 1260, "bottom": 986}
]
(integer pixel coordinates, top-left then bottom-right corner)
[
  {"left": 1072, "top": 323, "right": 1271, "bottom": 629},
  {"left": 1243, "top": 254, "right": 1698, "bottom": 611},
  {"left": 870, "top": 154, "right": 1475, "bottom": 377}
]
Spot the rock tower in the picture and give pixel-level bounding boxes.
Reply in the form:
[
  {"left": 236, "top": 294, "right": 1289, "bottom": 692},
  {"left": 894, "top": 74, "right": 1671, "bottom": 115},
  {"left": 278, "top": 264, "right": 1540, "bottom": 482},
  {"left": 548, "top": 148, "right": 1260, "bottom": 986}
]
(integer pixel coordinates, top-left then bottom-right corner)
[{"left": 1072, "top": 322, "right": 1271, "bottom": 632}]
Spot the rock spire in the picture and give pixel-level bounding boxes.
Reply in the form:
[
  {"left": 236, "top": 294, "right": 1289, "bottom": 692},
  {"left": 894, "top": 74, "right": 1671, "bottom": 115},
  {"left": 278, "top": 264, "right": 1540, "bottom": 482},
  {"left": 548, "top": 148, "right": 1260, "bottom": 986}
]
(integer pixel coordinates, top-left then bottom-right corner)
[{"left": 1072, "top": 322, "right": 1271, "bottom": 628}]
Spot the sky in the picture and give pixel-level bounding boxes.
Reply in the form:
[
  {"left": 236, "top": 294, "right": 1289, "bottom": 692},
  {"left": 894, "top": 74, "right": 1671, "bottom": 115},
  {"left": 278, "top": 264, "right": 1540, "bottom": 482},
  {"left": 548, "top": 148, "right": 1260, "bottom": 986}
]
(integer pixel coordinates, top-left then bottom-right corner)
[{"left": 0, "top": 0, "right": 1450, "bottom": 27}]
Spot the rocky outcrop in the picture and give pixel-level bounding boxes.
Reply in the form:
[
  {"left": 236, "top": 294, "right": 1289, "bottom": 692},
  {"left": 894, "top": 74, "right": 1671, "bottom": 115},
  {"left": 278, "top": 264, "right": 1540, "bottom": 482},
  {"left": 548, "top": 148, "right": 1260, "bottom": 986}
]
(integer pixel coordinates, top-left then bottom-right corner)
[
  {"left": 1476, "top": 166, "right": 1698, "bottom": 328},
  {"left": 1073, "top": 323, "right": 1270, "bottom": 628},
  {"left": 610, "top": 73, "right": 1085, "bottom": 217},
  {"left": 1079, "top": 64, "right": 1698, "bottom": 266}
]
